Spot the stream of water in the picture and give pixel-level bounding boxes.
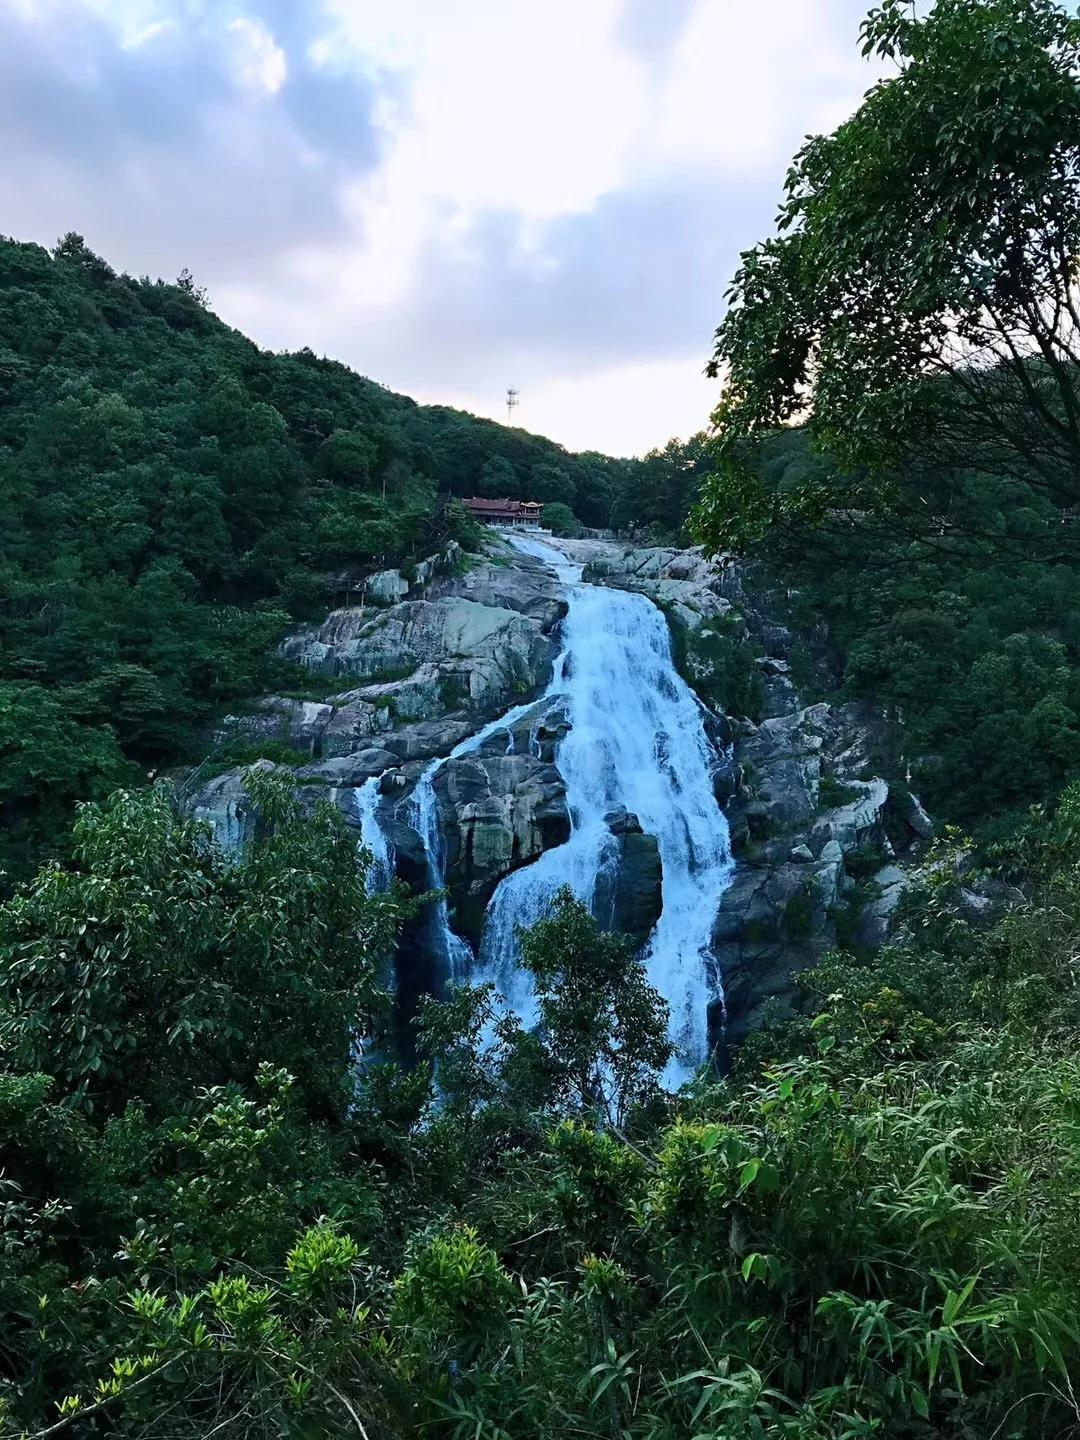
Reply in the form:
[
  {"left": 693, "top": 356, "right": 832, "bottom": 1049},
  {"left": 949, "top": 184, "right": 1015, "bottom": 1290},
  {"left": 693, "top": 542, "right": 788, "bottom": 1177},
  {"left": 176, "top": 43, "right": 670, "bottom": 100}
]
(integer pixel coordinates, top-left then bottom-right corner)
[
  {"left": 474, "top": 534, "right": 734, "bottom": 1077},
  {"left": 354, "top": 533, "right": 734, "bottom": 1077},
  {"left": 405, "top": 697, "right": 539, "bottom": 981},
  {"left": 352, "top": 777, "right": 395, "bottom": 894}
]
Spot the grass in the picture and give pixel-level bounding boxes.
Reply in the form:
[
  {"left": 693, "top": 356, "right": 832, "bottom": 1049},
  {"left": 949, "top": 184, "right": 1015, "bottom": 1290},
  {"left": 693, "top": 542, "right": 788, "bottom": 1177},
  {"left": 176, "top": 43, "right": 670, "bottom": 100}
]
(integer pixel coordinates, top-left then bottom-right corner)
[
  {"left": 818, "top": 773, "right": 863, "bottom": 809},
  {"left": 199, "top": 738, "right": 312, "bottom": 782}
]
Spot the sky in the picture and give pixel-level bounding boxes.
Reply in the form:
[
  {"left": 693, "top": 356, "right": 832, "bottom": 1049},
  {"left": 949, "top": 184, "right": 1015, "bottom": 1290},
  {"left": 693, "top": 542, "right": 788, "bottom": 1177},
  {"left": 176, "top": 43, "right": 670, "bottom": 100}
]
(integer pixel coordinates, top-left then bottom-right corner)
[{"left": 0, "top": 0, "right": 879, "bottom": 456}]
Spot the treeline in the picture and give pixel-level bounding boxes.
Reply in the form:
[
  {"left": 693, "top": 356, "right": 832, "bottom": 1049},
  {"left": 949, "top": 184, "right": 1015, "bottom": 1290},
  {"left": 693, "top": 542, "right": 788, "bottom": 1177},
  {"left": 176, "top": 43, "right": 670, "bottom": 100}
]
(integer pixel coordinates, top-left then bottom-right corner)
[
  {"left": 689, "top": 0, "right": 1080, "bottom": 844},
  {"left": 2, "top": 774, "right": 1079, "bottom": 1438},
  {"left": 0, "top": 234, "right": 645, "bottom": 879}
]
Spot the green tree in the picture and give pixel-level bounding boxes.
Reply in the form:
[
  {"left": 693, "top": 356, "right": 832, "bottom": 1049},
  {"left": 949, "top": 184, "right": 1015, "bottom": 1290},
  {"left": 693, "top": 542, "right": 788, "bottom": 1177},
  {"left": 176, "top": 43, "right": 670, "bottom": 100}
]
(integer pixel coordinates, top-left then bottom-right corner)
[
  {"left": 542, "top": 501, "right": 582, "bottom": 537},
  {"left": 698, "top": 0, "right": 1080, "bottom": 557},
  {"left": 612, "top": 434, "right": 712, "bottom": 541},
  {"left": 477, "top": 454, "right": 518, "bottom": 498},
  {"left": 518, "top": 889, "right": 672, "bottom": 1127},
  {"left": 530, "top": 462, "right": 576, "bottom": 507},
  {"left": 0, "top": 682, "right": 135, "bottom": 880},
  {"left": 0, "top": 774, "right": 405, "bottom": 1118}
]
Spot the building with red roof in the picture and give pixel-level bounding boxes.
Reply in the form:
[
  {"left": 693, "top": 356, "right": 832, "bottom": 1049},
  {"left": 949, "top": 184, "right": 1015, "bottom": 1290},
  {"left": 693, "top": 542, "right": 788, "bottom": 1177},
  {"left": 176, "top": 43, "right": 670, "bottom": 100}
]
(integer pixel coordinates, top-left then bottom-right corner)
[{"left": 462, "top": 497, "right": 544, "bottom": 527}]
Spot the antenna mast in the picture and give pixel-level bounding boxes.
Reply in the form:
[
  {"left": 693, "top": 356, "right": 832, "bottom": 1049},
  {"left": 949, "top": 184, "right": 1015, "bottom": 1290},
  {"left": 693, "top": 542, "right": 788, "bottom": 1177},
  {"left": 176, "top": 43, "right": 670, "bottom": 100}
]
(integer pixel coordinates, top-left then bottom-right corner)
[{"left": 505, "top": 387, "right": 519, "bottom": 424}]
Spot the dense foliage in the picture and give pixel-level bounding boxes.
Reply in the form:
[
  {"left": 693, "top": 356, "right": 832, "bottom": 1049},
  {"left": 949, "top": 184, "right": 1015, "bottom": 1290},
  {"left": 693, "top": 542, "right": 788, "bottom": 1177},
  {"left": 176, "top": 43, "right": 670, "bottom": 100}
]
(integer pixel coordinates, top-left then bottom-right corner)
[
  {"left": 3, "top": 779, "right": 1080, "bottom": 1438},
  {"left": 610, "top": 433, "right": 715, "bottom": 543},
  {"left": 698, "top": 0, "right": 1080, "bottom": 561},
  {"left": 7, "top": 3, "right": 1080, "bottom": 1432},
  {"left": 748, "top": 430, "right": 1080, "bottom": 830},
  {"left": 0, "top": 235, "right": 637, "bottom": 880},
  {"left": 671, "top": 0, "right": 1080, "bottom": 835}
]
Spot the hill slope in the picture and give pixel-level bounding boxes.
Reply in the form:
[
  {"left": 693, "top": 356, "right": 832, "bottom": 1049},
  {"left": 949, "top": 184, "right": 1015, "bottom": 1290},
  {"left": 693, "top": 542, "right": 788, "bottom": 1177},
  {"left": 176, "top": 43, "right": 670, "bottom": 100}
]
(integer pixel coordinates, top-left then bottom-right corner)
[{"left": 0, "top": 234, "right": 630, "bottom": 877}]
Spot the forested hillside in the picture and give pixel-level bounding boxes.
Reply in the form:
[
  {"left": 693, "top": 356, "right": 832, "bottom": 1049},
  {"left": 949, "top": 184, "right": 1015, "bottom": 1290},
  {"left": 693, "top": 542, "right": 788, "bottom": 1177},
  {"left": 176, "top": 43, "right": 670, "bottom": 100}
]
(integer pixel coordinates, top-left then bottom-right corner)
[
  {"left": 5, "top": 0, "right": 1080, "bottom": 1434},
  {"left": 0, "top": 234, "right": 632, "bottom": 879}
]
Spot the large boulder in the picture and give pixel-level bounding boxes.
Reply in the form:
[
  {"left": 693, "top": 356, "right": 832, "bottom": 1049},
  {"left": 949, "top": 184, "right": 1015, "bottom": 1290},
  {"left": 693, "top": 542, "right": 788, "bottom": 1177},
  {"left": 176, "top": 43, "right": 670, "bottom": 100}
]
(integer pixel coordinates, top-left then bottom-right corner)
[
  {"left": 711, "top": 695, "right": 909, "bottom": 1061},
  {"left": 321, "top": 543, "right": 460, "bottom": 603},
  {"left": 191, "top": 764, "right": 265, "bottom": 849},
  {"left": 712, "top": 845, "right": 844, "bottom": 1055},
  {"left": 810, "top": 777, "right": 891, "bottom": 853},
  {"left": 434, "top": 734, "right": 571, "bottom": 944},
  {"left": 583, "top": 545, "right": 733, "bottom": 629},
  {"left": 366, "top": 568, "right": 410, "bottom": 605},
  {"left": 856, "top": 864, "right": 911, "bottom": 948},
  {"left": 284, "top": 596, "right": 548, "bottom": 682},
  {"left": 426, "top": 552, "right": 567, "bottom": 632},
  {"left": 602, "top": 807, "right": 663, "bottom": 945},
  {"left": 726, "top": 702, "right": 833, "bottom": 846},
  {"left": 281, "top": 597, "right": 554, "bottom": 724},
  {"left": 213, "top": 546, "right": 566, "bottom": 768}
]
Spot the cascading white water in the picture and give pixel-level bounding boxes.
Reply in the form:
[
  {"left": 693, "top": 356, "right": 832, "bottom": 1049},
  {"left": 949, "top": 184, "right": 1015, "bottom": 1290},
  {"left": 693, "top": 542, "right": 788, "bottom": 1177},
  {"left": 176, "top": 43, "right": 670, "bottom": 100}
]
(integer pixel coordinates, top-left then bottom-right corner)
[
  {"left": 407, "top": 700, "right": 539, "bottom": 982},
  {"left": 352, "top": 776, "right": 394, "bottom": 894},
  {"left": 476, "top": 534, "right": 734, "bottom": 1078}
]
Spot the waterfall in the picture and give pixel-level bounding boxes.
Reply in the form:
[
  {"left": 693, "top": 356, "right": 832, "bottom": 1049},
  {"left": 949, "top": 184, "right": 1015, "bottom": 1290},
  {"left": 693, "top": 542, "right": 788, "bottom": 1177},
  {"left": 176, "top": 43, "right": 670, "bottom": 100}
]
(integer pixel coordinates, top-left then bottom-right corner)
[
  {"left": 352, "top": 777, "right": 394, "bottom": 894},
  {"left": 476, "top": 534, "right": 734, "bottom": 1078},
  {"left": 408, "top": 758, "right": 475, "bottom": 982},
  {"left": 406, "top": 699, "right": 540, "bottom": 983}
]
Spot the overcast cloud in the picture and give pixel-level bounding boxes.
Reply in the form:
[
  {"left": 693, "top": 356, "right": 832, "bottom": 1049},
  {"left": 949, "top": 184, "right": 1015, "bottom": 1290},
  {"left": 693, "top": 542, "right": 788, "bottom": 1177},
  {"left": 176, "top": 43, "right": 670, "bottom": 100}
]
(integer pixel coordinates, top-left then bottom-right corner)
[{"left": 0, "top": 0, "right": 877, "bottom": 455}]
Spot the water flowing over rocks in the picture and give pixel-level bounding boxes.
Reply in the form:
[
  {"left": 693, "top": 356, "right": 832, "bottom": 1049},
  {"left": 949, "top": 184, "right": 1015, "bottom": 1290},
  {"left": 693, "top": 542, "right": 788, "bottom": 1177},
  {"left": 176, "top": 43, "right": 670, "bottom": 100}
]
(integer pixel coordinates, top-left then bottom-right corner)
[
  {"left": 474, "top": 535, "right": 733, "bottom": 1078},
  {"left": 189, "top": 531, "right": 935, "bottom": 1073},
  {"left": 432, "top": 712, "right": 571, "bottom": 945},
  {"left": 581, "top": 544, "right": 735, "bottom": 629},
  {"left": 574, "top": 544, "right": 936, "bottom": 1058}
]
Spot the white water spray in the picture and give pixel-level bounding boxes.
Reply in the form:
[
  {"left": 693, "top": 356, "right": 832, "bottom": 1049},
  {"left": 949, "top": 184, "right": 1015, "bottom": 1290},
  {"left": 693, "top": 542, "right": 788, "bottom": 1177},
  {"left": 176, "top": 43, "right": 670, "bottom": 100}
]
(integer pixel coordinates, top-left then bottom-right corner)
[
  {"left": 352, "top": 777, "right": 394, "bottom": 895},
  {"left": 476, "top": 534, "right": 734, "bottom": 1076}
]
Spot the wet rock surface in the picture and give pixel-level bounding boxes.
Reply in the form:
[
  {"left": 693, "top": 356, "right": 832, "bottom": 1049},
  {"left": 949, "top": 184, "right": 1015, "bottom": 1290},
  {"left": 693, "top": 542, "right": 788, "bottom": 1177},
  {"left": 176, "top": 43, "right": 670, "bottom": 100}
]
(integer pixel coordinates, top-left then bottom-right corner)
[
  {"left": 706, "top": 562, "right": 935, "bottom": 1057},
  {"left": 580, "top": 543, "right": 734, "bottom": 629},
  {"left": 601, "top": 807, "right": 664, "bottom": 946},
  {"left": 425, "top": 551, "right": 567, "bottom": 631}
]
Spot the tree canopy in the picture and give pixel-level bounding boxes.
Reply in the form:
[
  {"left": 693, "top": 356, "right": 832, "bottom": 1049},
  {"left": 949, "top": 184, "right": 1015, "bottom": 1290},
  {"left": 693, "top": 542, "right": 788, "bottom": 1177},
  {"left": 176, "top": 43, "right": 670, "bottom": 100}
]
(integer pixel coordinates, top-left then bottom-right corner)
[{"left": 696, "top": 0, "right": 1080, "bottom": 558}]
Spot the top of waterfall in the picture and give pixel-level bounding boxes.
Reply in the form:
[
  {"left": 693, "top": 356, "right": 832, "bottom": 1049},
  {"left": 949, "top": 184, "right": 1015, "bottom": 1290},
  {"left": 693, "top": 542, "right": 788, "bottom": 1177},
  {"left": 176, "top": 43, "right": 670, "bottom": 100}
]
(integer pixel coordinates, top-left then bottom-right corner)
[{"left": 502, "top": 531, "right": 583, "bottom": 586}]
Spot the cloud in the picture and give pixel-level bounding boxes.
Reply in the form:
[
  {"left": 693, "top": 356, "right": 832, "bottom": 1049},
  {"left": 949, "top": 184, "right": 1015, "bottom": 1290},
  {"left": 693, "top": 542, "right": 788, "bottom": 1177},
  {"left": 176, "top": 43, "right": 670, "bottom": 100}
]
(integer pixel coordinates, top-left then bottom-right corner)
[
  {"left": 226, "top": 17, "right": 287, "bottom": 97},
  {"left": 442, "top": 353, "right": 721, "bottom": 459},
  {"left": 0, "top": 0, "right": 879, "bottom": 454},
  {"left": 0, "top": 0, "right": 382, "bottom": 286}
]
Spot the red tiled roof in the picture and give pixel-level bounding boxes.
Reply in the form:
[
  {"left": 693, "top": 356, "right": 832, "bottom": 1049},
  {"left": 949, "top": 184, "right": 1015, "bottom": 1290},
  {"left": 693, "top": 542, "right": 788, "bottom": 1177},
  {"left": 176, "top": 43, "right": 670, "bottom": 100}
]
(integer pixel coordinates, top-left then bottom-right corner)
[{"left": 462, "top": 497, "right": 543, "bottom": 514}]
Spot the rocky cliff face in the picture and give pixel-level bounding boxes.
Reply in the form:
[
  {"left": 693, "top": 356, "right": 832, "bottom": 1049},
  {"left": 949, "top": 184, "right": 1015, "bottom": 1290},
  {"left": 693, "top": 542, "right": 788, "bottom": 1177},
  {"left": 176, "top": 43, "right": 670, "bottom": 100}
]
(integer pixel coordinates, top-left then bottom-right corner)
[
  {"left": 579, "top": 542, "right": 935, "bottom": 1057},
  {"left": 581, "top": 544, "right": 735, "bottom": 629},
  {"left": 192, "top": 542, "right": 581, "bottom": 948},
  {"left": 190, "top": 532, "right": 932, "bottom": 1061},
  {"left": 710, "top": 579, "right": 934, "bottom": 1054}
]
